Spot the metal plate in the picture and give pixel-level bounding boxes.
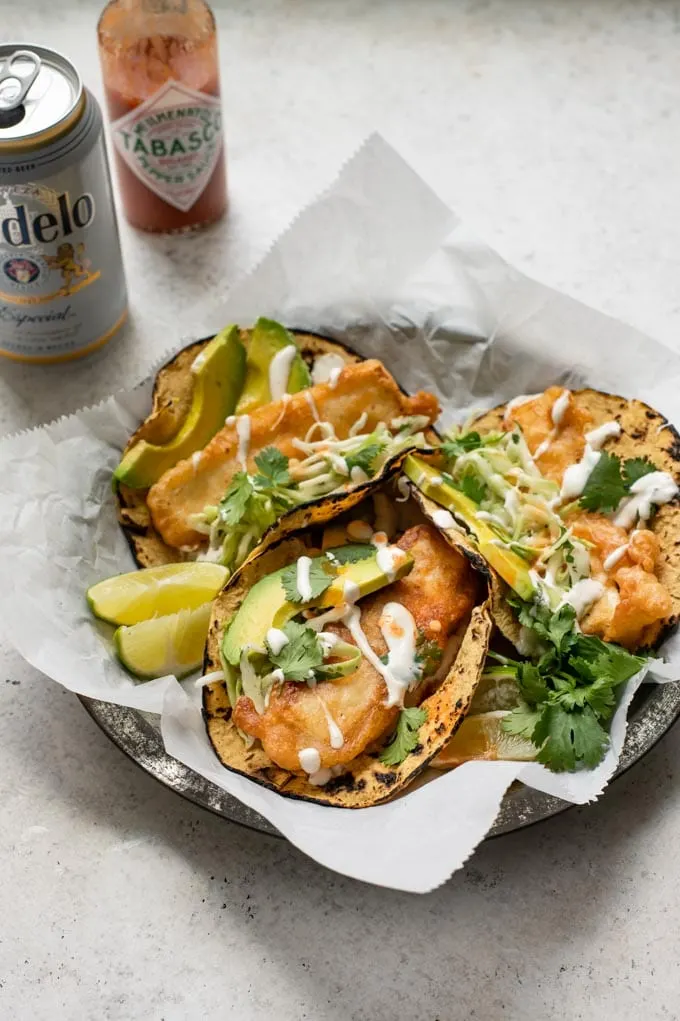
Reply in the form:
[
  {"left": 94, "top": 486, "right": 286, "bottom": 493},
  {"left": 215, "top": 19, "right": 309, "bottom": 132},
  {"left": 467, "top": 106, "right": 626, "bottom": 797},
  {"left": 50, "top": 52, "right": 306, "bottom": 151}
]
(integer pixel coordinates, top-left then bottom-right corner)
[{"left": 79, "top": 679, "right": 680, "bottom": 839}]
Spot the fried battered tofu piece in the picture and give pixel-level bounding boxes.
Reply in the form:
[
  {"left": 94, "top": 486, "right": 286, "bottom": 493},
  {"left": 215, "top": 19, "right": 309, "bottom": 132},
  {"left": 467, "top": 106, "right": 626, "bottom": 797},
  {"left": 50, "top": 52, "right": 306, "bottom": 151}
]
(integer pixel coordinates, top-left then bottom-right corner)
[
  {"left": 569, "top": 513, "right": 672, "bottom": 648},
  {"left": 505, "top": 386, "right": 593, "bottom": 484},
  {"left": 232, "top": 524, "right": 477, "bottom": 773},
  {"left": 147, "top": 360, "right": 440, "bottom": 549}
]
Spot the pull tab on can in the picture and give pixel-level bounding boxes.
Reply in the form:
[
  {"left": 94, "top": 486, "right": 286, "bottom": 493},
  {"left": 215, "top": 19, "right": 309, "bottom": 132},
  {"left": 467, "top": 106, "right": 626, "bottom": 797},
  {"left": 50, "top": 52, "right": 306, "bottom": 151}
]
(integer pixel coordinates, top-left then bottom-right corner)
[{"left": 0, "top": 49, "right": 41, "bottom": 128}]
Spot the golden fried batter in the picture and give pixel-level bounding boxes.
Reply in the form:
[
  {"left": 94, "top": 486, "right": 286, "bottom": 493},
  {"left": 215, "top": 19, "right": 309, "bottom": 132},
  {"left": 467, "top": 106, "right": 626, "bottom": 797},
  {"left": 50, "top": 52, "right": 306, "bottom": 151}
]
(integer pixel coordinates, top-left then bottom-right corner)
[
  {"left": 505, "top": 386, "right": 593, "bottom": 484},
  {"left": 147, "top": 360, "right": 439, "bottom": 549},
  {"left": 232, "top": 524, "right": 477, "bottom": 773},
  {"left": 569, "top": 514, "right": 671, "bottom": 648}
]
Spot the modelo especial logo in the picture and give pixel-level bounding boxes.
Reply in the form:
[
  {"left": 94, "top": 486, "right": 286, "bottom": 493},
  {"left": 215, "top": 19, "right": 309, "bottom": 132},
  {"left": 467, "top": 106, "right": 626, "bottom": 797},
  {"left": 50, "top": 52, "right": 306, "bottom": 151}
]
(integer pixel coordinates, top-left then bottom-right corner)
[{"left": 0, "top": 190, "right": 96, "bottom": 247}]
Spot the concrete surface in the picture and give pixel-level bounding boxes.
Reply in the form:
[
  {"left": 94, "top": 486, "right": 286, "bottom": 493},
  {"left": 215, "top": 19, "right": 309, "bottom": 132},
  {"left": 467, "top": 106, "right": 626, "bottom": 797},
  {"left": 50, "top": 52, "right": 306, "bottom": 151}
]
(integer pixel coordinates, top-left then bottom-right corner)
[{"left": 2, "top": 1, "right": 680, "bottom": 1018}]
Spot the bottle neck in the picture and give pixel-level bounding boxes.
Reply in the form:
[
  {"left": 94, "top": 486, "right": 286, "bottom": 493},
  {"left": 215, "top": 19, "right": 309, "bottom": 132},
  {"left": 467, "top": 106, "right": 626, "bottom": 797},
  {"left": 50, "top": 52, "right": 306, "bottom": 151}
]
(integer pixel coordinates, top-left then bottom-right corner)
[
  {"left": 141, "top": 0, "right": 189, "bottom": 12},
  {"left": 99, "top": 0, "right": 215, "bottom": 40}
]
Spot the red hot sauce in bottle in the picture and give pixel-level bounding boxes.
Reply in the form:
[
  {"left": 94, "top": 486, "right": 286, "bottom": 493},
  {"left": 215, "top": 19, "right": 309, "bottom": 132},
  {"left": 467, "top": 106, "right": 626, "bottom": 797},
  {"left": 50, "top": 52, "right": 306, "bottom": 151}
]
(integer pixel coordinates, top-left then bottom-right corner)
[{"left": 97, "top": 0, "right": 227, "bottom": 233}]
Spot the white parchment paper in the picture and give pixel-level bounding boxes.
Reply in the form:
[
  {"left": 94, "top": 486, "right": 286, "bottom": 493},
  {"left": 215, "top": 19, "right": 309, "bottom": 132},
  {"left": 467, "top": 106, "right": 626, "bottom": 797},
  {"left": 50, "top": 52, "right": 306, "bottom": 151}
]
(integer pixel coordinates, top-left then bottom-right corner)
[{"left": 2, "top": 134, "right": 680, "bottom": 891}]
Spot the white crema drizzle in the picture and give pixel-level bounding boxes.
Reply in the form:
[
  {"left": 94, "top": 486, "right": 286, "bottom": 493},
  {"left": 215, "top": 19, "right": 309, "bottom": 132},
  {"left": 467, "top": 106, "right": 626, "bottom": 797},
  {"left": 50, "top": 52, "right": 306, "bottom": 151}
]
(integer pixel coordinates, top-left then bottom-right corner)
[{"left": 268, "top": 345, "right": 298, "bottom": 401}]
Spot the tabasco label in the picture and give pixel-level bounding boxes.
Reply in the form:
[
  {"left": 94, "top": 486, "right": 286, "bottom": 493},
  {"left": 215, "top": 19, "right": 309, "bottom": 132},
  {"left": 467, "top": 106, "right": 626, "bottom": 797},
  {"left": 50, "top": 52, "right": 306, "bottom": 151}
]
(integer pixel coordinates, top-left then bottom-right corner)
[{"left": 110, "top": 80, "right": 223, "bottom": 212}]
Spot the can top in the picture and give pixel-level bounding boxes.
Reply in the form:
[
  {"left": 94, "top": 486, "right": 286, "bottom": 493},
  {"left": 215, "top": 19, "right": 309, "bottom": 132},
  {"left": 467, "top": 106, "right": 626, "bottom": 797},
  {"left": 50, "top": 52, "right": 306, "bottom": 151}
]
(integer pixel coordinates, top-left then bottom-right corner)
[{"left": 0, "top": 44, "right": 83, "bottom": 150}]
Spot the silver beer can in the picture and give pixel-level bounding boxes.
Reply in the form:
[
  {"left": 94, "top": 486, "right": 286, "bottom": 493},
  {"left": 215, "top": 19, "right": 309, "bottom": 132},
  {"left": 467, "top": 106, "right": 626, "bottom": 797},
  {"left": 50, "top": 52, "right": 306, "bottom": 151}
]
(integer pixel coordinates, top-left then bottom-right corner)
[{"left": 0, "top": 45, "right": 128, "bottom": 363}]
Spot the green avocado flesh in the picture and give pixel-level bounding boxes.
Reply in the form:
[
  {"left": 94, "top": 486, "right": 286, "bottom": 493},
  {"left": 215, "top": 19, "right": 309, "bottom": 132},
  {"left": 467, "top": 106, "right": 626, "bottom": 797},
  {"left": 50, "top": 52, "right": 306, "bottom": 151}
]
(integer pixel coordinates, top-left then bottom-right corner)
[
  {"left": 221, "top": 545, "right": 414, "bottom": 666},
  {"left": 114, "top": 325, "right": 246, "bottom": 489},
  {"left": 404, "top": 455, "right": 536, "bottom": 602},
  {"left": 235, "top": 317, "right": 312, "bottom": 415}
]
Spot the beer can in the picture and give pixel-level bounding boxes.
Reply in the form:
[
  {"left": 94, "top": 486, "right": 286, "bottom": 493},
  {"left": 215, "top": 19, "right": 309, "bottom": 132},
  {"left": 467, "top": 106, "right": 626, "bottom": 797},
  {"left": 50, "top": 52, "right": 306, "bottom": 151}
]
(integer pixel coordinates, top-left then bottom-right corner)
[{"left": 0, "top": 44, "right": 128, "bottom": 363}]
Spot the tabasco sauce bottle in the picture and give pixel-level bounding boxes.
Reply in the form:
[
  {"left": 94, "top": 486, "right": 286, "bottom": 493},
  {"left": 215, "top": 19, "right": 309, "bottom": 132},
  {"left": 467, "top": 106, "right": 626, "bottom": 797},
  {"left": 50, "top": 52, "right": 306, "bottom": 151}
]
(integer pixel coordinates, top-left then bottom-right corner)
[{"left": 97, "top": 0, "right": 227, "bottom": 233}]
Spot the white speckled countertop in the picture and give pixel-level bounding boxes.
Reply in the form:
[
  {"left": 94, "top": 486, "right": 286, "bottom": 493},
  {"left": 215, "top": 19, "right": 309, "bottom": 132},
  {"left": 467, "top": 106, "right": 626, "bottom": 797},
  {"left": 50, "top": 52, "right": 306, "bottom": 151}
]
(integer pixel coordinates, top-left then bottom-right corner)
[{"left": 3, "top": 1, "right": 680, "bottom": 1017}]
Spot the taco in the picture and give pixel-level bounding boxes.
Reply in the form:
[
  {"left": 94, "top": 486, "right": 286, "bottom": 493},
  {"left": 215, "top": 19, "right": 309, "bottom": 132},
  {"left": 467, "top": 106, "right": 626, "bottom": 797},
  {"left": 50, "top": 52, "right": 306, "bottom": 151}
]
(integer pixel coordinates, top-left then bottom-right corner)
[
  {"left": 201, "top": 482, "right": 492, "bottom": 807},
  {"left": 403, "top": 387, "right": 680, "bottom": 772},
  {"left": 115, "top": 318, "right": 440, "bottom": 575}
]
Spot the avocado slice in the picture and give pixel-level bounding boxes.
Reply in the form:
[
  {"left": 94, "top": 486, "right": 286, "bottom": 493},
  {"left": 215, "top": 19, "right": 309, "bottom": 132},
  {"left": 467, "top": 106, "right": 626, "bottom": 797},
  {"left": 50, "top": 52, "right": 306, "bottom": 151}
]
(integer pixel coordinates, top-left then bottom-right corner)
[
  {"left": 235, "top": 317, "right": 311, "bottom": 415},
  {"left": 404, "top": 455, "right": 536, "bottom": 602},
  {"left": 114, "top": 325, "right": 246, "bottom": 489},
  {"left": 222, "top": 545, "right": 414, "bottom": 666}
]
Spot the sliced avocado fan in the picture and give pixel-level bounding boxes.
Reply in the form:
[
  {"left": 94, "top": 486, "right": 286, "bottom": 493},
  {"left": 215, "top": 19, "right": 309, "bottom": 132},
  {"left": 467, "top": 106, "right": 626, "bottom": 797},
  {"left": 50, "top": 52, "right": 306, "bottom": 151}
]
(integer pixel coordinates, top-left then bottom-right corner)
[
  {"left": 235, "top": 317, "right": 311, "bottom": 414},
  {"left": 115, "top": 325, "right": 246, "bottom": 489}
]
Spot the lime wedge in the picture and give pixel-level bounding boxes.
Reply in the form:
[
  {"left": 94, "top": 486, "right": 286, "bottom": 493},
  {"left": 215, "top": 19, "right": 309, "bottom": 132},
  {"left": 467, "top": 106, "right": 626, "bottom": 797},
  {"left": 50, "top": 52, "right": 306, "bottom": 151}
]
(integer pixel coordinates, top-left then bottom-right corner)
[
  {"left": 432, "top": 711, "right": 537, "bottom": 768},
  {"left": 114, "top": 603, "right": 212, "bottom": 680},
  {"left": 469, "top": 671, "right": 522, "bottom": 713},
  {"left": 87, "top": 562, "right": 227, "bottom": 626}
]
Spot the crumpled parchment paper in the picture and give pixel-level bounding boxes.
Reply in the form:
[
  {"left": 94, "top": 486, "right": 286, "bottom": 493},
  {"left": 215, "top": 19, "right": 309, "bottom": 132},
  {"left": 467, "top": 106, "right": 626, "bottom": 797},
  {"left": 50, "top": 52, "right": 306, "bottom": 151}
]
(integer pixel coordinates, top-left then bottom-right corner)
[{"left": 2, "top": 134, "right": 679, "bottom": 891}]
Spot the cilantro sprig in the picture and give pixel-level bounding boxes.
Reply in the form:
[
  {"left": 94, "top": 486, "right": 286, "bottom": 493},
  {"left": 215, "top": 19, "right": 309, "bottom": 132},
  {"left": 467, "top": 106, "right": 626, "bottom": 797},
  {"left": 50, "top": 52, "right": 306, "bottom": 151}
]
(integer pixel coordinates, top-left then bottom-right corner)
[
  {"left": 457, "top": 470, "right": 487, "bottom": 505},
  {"left": 252, "top": 446, "right": 292, "bottom": 489},
  {"left": 579, "top": 452, "right": 656, "bottom": 513},
  {"left": 219, "top": 471, "right": 255, "bottom": 526},
  {"left": 439, "top": 429, "right": 498, "bottom": 504},
  {"left": 218, "top": 447, "right": 298, "bottom": 528},
  {"left": 441, "top": 428, "right": 504, "bottom": 460},
  {"left": 442, "top": 431, "right": 483, "bottom": 459},
  {"left": 266, "top": 620, "right": 324, "bottom": 682},
  {"left": 281, "top": 557, "right": 337, "bottom": 604},
  {"left": 415, "top": 632, "right": 443, "bottom": 678},
  {"left": 499, "top": 599, "right": 645, "bottom": 771},
  {"left": 379, "top": 707, "right": 428, "bottom": 766},
  {"left": 326, "top": 544, "right": 375, "bottom": 565},
  {"left": 442, "top": 428, "right": 506, "bottom": 457},
  {"left": 345, "top": 440, "right": 386, "bottom": 479}
]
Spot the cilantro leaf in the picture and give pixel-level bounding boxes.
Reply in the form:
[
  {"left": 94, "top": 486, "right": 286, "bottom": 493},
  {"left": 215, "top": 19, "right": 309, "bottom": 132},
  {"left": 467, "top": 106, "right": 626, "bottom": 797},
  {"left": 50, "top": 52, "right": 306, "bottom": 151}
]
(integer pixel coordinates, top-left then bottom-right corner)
[
  {"left": 534, "top": 704, "right": 609, "bottom": 771},
  {"left": 579, "top": 452, "right": 660, "bottom": 513},
  {"left": 516, "top": 662, "right": 550, "bottom": 705},
  {"left": 550, "top": 681, "right": 588, "bottom": 713},
  {"left": 442, "top": 431, "right": 483, "bottom": 459},
  {"left": 326, "top": 544, "right": 375, "bottom": 564},
  {"left": 568, "top": 655, "right": 599, "bottom": 683},
  {"left": 532, "top": 705, "right": 576, "bottom": 771},
  {"left": 510, "top": 597, "right": 577, "bottom": 655},
  {"left": 623, "top": 457, "right": 656, "bottom": 487},
  {"left": 596, "top": 646, "right": 644, "bottom": 686},
  {"left": 218, "top": 472, "right": 254, "bottom": 526},
  {"left": 571, "top": 707, "right": 612, "bottom": 768},
  {"left": 252, "top": 447, "right": 291, "bottom": 488},
  {"left": 568, "top": 635, "right": 644, "bottom": 686},
  {"left": 345, "top": 442, "right": 386, "bottom": 479},
  {"left": 457, "top": 470, "right": 487, "bottom": 504},
  {"left": 577, "top": 648, "right": 643, "bottom": 719},
  {"left": 583, "top": 675, "right": 619, "bottom": 720},
  {"left": 267, "top": 620, "right": 324, "bottom": 682},
  {"left": 579, "top": 452, "right": 628, "bottom": 512},
  {"left": 502, "top": 705, "right": 542, "bottom": 739},
  {"left": 536, "top": 647, "right": 559, "bottom": 675},
  {"left": 281, "top": 557, "right": 336, "bottom": 603},
  {"left": 545, "top": 605, "right": 579, "bottom": 654},
  {"left": 415, "top": 632, "right": 443, "bottom": 679},
  {"left": 379, "top": 707, "right": 428, "bottom": 766}
]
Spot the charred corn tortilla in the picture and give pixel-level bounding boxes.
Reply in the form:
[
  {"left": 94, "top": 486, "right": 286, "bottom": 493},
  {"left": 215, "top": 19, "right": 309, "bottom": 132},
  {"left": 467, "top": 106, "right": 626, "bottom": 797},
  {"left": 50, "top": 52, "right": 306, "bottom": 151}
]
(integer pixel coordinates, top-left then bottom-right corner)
[
  {"left": 454, "top": 388, "right": 680, "bottom": 650},
  {"left": 202, "top": 526, "right": 492, "bottom": 809},
  {"left": 116, "top": 330, "right": 438, "bottom": 572}
]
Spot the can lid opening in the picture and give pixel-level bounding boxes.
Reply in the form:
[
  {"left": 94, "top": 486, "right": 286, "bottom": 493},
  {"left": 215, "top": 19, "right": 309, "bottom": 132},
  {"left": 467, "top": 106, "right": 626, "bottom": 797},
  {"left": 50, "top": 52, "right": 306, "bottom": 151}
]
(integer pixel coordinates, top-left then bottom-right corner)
[{"left": 0, "top": 104, "right": 25, "bottom": 129}]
